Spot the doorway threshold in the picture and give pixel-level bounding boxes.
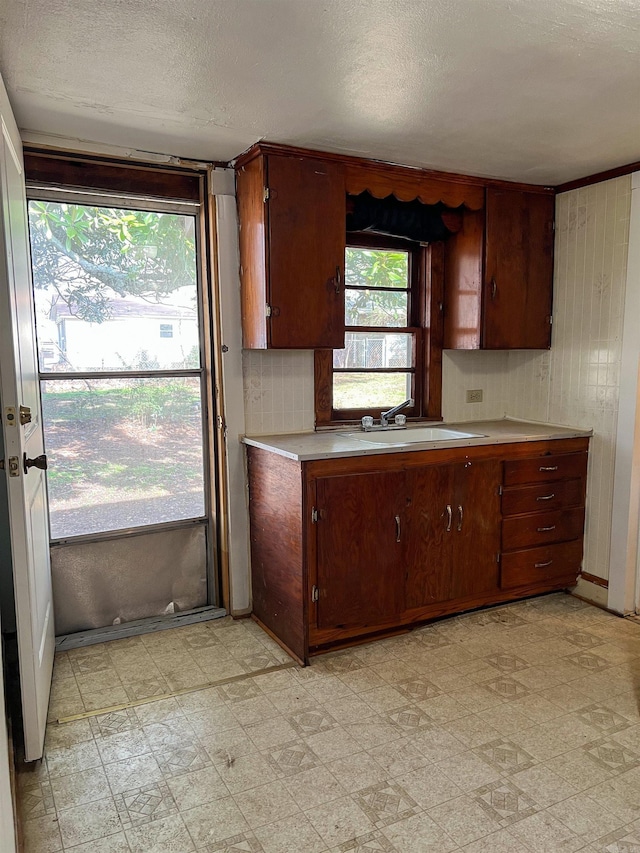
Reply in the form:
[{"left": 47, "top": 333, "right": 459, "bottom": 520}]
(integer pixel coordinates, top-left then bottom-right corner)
[{"left": 55, "top": 605, "right": 228, "bottom": 651}]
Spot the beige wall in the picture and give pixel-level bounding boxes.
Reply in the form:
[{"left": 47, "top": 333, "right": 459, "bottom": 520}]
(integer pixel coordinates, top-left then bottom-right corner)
[
  {"left": 508, "top": 176, "right": 632, "bottom": 583},
  {"left": 241, "top": 175, "right": 633, "bottom": 592}
]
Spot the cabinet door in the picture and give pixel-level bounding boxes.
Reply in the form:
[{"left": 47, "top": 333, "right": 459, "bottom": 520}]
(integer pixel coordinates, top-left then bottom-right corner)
[
  {"left": 450, "top": 460, "right": 501, "bottom": 598},
  {"left": 316, "top": 473, "right": 404, "bottom": 630},
  {"left": 483, "top": 188, "right": 554, "bottom": 349},
  {"left": 404, "top": 465, "right": 453, "bottom": 608},
  {"left": 267, "top": 155, "right": 345, "bottom": 349}
]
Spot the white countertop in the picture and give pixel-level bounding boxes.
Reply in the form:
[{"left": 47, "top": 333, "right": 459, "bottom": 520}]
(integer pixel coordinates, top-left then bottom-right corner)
[{"left": 242, "top": 418, "right": 593, "bottom": 462}]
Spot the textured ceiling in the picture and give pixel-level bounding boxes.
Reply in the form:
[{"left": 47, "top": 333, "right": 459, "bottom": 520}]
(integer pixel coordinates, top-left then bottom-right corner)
[{"left": 0, "top": 0, "right": 638, "bottom": 184}]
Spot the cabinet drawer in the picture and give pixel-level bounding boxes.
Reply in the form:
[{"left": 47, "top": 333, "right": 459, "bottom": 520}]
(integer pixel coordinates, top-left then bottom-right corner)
[
  {"left": 502, "top": 479, "right": 585, "bottom": 516},
  {"left": 502, "top": 507, "right": 585, "bottom": 551},
  {"left": 503, "top": 452, "right": 587, "bottom": 486},
  {"left": 501, "top": 540, "right": 583, "bottom": 589}
]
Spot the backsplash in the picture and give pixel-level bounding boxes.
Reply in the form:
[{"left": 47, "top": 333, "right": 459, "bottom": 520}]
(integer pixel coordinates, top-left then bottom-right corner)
[
  {"left": 243, "top": 349, "right": 315, "bottom": 434},
  {"left": 243, "top": 348, "right": 510, "bottom": 434},
  {"left": 441, "top": 350, "right": 509, "bottom": 422}
]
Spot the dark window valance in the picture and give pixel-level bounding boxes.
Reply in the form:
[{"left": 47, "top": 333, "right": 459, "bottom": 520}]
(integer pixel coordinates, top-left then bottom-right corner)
[{"left": 346, "top": 192, "right": 456, "bottom": 243}]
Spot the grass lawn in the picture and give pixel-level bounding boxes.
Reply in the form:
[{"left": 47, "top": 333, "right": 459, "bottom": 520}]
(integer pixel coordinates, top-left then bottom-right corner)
[{"left": 333, "top": 372, "right": 412, "bottom": 410}]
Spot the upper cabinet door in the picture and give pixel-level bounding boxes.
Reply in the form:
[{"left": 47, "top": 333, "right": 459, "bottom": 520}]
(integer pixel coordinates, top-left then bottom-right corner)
[
  {"left": 483, "top": 188, "right": 554, "bottom": 349},
  {"left": 267, "top": 155, "right": 345, "bottom": 349}
]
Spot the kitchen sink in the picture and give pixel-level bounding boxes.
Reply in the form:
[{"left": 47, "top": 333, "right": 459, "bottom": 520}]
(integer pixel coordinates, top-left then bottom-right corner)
[{"left": 342, "top": 427, "right": 486, "bottom": 444}]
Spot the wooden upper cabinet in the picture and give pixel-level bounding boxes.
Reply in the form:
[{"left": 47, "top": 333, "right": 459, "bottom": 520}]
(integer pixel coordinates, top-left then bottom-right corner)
[
  {"left": 236, "top": 143, "right": 555, "bottom": 352},
  {"left": 444, "top": 188, "right": 554, "bottom": 350},
  {"left": 482, "top": 188, "right": 554, "bottom": 349},
  {"left": 236, "top": 152, "right": 346, "bottom": 349}
]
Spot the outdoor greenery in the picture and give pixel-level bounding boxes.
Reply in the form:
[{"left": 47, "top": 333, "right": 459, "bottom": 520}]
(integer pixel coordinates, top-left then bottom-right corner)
[
  {"left": 333, "top": 372, "right": 411, "bottom": 410},
  {"left": 42, "top": 382, "right": 200, "bottom": 428},
  {"left": 344, "top": 247, "right": 409, "bottom": 327},
  {"left": 334, "top": 248, "right": 413, "bottom": 404},
  {"left": 42, "top": 382, "right": 202, "bottom": 497},
  {"left": 28, "top": 201, "right": 197, "bottom": 323}
]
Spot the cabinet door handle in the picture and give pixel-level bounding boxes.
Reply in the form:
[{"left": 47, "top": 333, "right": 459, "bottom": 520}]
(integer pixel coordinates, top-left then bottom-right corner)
[
  {"left": 445, "top": 504, "right": 452, "bottom": 532},
  {"left": 490, "top": 277, "right": 497, "bottom": 300},
  {"left": 537, "top": 525, "right": 556, "bottom": 532},
  {"left": 539, "top": 465, "right": 558, "bottom": 472},
  {"left": 335, "top": 266, "right": 342, "bottom": 294},
  {"left": 395, "top": 515, "right": 401, "bottom": 542},
  {"left": 536, "top": 493, "right": 555, "bottom": 501},
  {"left": 457, "top": 505, "right": 463, "bottom": 532},
  {"left": 535, "top": 560, "right": 553, "bottom": 568}
]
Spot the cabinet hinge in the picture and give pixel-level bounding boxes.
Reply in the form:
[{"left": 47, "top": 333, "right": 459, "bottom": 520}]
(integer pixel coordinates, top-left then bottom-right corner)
[
  {"left": 263, "top": 187, "right": 270, "bottom": 202},
  {"left": 549, "top": 315, "right": 553, "bottom": 325},
  {"left": 496, "top": 552, "right": 501, "bottom": 564},
  {"left": 266, "top": 304, "right": 272, "bottom": 318},
  {"left": 311, "top": 507, "right": 319, "bottom": 523},
  {"left": 498, "top": 484, "right": 503, "bottom": 496},
  {"left": 311, "top": 585, "right": 319, "bottom": 603}
]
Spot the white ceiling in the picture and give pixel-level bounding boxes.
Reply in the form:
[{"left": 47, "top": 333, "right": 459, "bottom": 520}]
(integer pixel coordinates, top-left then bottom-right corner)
[{"left": 0, "top": 0, "right": 638, "bottom": 184}]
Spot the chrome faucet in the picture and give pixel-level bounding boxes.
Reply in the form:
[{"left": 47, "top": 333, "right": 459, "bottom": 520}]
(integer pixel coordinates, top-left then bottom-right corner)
[{"left": 380, "top": 398, "right": 413, "bottom": 427}]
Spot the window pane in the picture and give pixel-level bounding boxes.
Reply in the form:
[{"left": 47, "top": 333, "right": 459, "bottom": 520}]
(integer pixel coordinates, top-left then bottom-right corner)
[
  {"left": 42, "top": 377, "right": 205, "bottom": 538},
  {"left": 333, "top": 372, "right": 412, "bottom": 410},
  {"left": 346, "top": 288, "right": 408, "bottom": 327},
  {"left": 333, "top": 332, "right": 413, "bottom": 369},
  {"left": 345, "top": 247, "right": 408, "bottom": 289},
  {"left": 29, "top": 202, "right": 200, "bottom": 372}
]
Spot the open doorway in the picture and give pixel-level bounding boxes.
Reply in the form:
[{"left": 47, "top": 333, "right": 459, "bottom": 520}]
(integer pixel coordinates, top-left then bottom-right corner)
[{"left": 25, "top": 155, "right": 221, "bottom": 637}]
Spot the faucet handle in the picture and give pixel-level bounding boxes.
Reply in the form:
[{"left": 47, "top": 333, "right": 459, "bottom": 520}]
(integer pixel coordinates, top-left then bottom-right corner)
[
  {"left": 361, "top": 416, "right": 374, "bottom": 431},
  {"left": 394, "top": 414, "right": 407, "bottom": 426}
]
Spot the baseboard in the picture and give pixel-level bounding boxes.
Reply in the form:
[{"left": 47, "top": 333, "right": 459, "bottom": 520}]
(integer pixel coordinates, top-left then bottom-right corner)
[
  {"left": 579, "top": 571, "right": 609, "bottom": 589},
  {"left": 571, "top": 576, "right": 610, "bottom": 610}
]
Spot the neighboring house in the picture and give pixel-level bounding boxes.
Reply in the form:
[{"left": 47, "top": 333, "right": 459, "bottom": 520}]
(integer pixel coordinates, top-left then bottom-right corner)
[{"left": 48, "top": 297, "right": 199, "bottom": 371}]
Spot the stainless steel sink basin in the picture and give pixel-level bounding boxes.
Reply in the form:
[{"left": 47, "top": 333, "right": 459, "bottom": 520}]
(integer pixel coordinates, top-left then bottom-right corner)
[{"left": 343, "top": 427, "right": 486, "bottom": 444}]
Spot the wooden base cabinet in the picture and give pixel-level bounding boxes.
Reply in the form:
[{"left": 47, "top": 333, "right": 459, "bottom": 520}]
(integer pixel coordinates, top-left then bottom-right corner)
[{"left": 247, "top": 437, "right": 589, "bottom": 664}]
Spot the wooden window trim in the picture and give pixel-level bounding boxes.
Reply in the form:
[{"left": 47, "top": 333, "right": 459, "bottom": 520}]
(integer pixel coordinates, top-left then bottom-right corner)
[
  {"left": 315, "top": 237, "right": 443, "bottom": 427},
  {"left": 24, "top": 149, "right": 205, "bottom": 202}
]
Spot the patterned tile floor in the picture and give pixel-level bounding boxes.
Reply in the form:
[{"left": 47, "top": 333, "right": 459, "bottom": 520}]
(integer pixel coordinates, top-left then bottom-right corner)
[{"left": 17, "top": 594, "right": 640, "bottom": 853}]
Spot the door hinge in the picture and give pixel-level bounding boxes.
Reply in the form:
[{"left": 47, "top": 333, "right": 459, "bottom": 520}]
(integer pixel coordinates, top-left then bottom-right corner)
[
  {"left": 6, "top": 457, "right": 19, "bottom": 477},
  {"left": 549, "top": 315, "right": 553, "bottom": 325},
  {"left": 311, "top": 585, "right": 319, "bottom": 603},
  {"left": 311, "top": 507, "right": 319, "bottom": 523},
  {"left": 263, "top": 187, "right": 270, "bottom": 202},
  {"left": 266, "top": 304, "right": 272, "bottom": 318}
]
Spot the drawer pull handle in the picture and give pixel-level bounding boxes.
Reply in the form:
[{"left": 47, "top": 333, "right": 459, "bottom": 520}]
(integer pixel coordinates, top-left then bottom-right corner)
[
  {"left": 536, "top": 493, "right": 556, "bottom": 501},
  {"left": 535, "top": 560, "right": 553, "bottom": 568},
  {"left": 539, "top": 465, "right": 559, "bottom": 472},
  {"left": 445, "top": 504, "right": 452, "bottom": 532},
  {"left": 457, "top": 505, "right": 463, "bottom": 532},
  {"left": 537, "top": 525, "right": 556, "bottom": 532},
  {"left": 395, "top": 515, "right": 401, "bottom": 543}
]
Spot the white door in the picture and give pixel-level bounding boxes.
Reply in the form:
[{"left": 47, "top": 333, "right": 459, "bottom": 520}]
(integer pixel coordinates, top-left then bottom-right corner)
[{"left": 0, "top": 75, "right": 54, "bottom": 762}]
